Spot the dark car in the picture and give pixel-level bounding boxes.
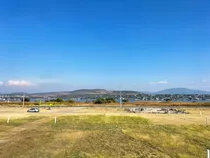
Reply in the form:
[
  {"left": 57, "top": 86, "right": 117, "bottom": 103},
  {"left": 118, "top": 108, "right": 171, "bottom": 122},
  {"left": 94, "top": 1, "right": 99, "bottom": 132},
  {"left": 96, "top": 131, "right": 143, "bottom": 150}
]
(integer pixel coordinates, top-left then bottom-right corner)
[{"left": 27, "top": 108, "right": 39, "bottom": 113}]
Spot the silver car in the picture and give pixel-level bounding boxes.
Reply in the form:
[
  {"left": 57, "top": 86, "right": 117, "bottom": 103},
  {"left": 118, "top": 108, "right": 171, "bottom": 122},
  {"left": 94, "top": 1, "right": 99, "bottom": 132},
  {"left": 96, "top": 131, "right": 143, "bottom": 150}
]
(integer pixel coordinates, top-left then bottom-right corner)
[{"left": 27, "top": 108, "right": 39, "bottom": 113}]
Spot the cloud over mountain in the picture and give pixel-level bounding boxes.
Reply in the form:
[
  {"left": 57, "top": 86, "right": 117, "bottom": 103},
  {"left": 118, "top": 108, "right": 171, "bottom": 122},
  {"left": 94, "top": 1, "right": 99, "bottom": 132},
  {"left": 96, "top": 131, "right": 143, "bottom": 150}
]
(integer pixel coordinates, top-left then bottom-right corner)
[
  {"left": 7, "top": 80, "right": 33, "bottom": 87},
  {"left": 149, "top": 80, "right": 168, "bottom": 85}
]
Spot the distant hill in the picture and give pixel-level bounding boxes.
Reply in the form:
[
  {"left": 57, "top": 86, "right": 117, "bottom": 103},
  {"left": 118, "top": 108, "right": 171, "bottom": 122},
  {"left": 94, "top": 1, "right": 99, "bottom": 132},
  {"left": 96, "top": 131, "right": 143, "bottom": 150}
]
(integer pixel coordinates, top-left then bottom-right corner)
[
  {"left": 154, "top": 88, "right": 210, "bottom": 94},
  {"left": 112, "top": 90, "right": 142, "bottom": 95},
  {"left": 71, "top": 89, "right": 107, "bottom": 94},
  {"left": 3, "top": 88, "right": 210, "bottom": 97},
  {"left": 32, "top": 91, "right": 72, "bottom": 97},
  {"left": 3, "top": 92, "right": 30, "bottom": 96},
  {"left": 30, "top": 89, "right": 142, "bottom": 97},
  {"left": 140, "top": 91, "right": 152, "bottom": 94}
]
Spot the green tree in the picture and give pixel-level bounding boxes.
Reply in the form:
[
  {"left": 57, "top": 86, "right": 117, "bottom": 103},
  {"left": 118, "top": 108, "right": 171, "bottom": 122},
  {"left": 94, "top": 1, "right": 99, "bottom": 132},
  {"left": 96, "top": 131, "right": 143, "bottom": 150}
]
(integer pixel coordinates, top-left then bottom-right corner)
[
  {"left": 122, "top": 99, "right": 129, "bottom": 103},
  {"left": 21, "top": 97, "right": 30, "bottom": 102},
  {"left": 93, "top": 98, "right": 116, "bottom": 104},
  {"left": 105, "top": 98, "right": 116, "bottom": 103},
  {"left": 67, "top": 99, "right": 75, "bottom": 104},
  {"left": 55, "top": 98, "right": 64, "bottom": 102},
  {"left": 93, "top": 98, "right": 106, "bottom": 104}
]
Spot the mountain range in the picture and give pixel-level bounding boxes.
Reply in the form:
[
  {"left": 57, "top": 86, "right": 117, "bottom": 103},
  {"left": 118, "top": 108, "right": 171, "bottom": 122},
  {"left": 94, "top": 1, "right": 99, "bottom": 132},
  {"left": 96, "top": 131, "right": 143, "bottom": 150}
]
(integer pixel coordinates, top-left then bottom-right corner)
[
  {"left": 1, "top": 88, "right": 210, "bottom": 97},
  {"left": 153, "top": 88, "right": 210, "bottom": 95}
]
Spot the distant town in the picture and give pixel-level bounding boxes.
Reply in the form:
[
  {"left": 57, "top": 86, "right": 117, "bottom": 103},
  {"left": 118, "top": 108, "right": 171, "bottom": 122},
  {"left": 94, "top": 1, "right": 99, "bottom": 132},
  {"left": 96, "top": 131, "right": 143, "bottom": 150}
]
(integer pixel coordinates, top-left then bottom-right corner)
[{"left": 1, "top": 88, "right": 210, "bottom": 103}]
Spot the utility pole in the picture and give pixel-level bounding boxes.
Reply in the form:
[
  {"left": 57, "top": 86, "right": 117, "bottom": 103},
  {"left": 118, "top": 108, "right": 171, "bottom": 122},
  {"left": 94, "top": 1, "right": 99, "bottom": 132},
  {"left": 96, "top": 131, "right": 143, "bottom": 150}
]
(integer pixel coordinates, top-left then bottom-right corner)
[
  {"left": 44, "top": 96, "right": 46, "bottom": 106},
  {"left": 120, "top": 87, "right": 122, "bottom": 108},
  {"left": 22, "top": 92, "right": 25, "bottom": 107}
]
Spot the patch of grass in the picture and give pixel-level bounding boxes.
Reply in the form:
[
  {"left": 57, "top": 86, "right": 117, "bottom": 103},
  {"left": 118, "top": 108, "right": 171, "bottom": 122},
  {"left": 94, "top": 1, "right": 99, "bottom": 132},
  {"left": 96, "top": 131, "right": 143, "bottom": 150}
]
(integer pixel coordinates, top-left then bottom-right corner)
[
  {"left": 47, "top": 115, "right": 210, "bottom": 158},
  {"left": 0, "top": 116, "right": 44, "bottom": 127},
  {"left": 123, "top": 125, "right": 210, "bottom": 158},
  {"left": 50, "top": 115, "right": 151, "bottom": 130},
  {"left": 0, "top": 128, "right": 55, "bottom": 158},
  {"left": 0, "top": 115, "right": 210, "bottom": 158}
]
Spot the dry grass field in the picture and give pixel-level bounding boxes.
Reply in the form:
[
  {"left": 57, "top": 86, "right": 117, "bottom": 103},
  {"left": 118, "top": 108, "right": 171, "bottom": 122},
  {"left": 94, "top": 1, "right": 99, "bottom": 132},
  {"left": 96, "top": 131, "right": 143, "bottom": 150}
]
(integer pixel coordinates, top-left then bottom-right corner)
[{"left": 0, "top": 107, "right": 210, "bottom": 158}]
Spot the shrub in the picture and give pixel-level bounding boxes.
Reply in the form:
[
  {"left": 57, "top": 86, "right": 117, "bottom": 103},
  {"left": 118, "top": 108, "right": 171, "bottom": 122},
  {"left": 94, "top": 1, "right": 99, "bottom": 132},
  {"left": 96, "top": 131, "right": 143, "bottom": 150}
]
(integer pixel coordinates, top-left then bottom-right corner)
[
  {"left": 55, "top": 98, "right": 64, "bottom": 102},
  {"left": 105, "top": 98, "right": 116, "bottom": 103},
  {"left": 21, "top": 98, "right": 30, "bottom": 102},
  {"left": 93, "top": 98, "right": 116, "bottom": 104},
  {"left": 67, "top": 99, "right": 75, "bottom": 104},
  {"left": 93, "top": 98, "right": 105, "bottom": 104},
  {"left": 122, "top": 99, "right": 129, "bottom": 103}
]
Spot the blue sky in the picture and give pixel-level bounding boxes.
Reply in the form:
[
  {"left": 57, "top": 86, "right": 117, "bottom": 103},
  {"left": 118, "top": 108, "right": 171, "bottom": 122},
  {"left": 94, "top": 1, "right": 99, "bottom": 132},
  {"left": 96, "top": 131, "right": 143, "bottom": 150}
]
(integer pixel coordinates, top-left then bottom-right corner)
[{"left": 0, "top": 0, "right": 210, "bottom": 92}]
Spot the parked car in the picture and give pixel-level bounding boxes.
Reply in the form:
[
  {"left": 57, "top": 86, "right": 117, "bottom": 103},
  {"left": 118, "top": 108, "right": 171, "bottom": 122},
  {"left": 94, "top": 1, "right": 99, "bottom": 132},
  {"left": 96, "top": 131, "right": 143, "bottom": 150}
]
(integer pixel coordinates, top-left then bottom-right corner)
[{"left": 27, "top": 108, "right": 39, "bottom": 113}]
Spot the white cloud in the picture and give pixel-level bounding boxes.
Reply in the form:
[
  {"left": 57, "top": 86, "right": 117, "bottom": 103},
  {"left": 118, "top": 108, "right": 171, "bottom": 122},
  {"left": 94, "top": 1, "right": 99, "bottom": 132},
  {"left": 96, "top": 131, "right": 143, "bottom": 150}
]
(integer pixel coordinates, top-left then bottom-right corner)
[
  {"left": 149, "top": 80, "right": 168, "bottom": 85},
  {"left": 7, "top": 80, "right": 33, "bottom": 87},
  {"left": 158, "top": 80, "right": 168, "bottom": 84},
  {"left": 0, "top": 81, "right": 3, "bottom": 86},
  {"left": 202, "top": 79, "right": 208, "bottom": 83}
]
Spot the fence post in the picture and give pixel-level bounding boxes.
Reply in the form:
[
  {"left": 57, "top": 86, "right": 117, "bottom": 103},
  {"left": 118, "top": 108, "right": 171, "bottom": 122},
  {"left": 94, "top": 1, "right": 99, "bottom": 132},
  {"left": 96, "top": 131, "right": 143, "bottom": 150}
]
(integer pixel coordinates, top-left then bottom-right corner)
[
  {"left": 206, "top": 117, "right": 208, "bottom": 126},
  {"left": 207, "top": 149, "right": 210, "bottom": 158},
  {"left": 200, "top": 111, "right": 203, "bottom": 117},
  {"left": 7, "top": 116, "right": 10, "bottom": 123},
  {"left": 54, "top": 117, "right": 57, "bottom": 124}
]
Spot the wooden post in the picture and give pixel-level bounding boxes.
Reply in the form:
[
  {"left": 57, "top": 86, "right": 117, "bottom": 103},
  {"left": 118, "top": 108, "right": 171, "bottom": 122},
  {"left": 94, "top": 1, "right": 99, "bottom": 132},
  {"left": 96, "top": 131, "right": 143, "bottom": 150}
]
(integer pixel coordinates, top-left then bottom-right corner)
[
  {"left": 7, "top": 116, "right": 10, "bottom": 123},
  {"left": 54, "top": 117, "right": 57, "bottom": 124},
  {"left": 207, "top": 149, "right": 210, "bottom": 158},
  {"left": 200, "top": 111, "right": 202, "bottom": 117},
  {"left": 206, "top": 117, "right": 208, "bottom": 126}
]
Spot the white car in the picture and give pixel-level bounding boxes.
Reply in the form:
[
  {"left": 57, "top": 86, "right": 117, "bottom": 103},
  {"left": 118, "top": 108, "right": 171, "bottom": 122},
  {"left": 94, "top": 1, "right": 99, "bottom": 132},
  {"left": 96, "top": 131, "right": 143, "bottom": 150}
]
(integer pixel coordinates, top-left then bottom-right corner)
[{"left": 27, "top": 108, "right": 39, "bottom": 113}]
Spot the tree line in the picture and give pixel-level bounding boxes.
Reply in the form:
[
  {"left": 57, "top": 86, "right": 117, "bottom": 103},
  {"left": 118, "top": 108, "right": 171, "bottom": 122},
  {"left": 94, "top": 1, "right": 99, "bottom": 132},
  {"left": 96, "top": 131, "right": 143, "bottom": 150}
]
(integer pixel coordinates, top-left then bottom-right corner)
[{"left": 21, "top": 97, "right": 129, "bottom": 104}]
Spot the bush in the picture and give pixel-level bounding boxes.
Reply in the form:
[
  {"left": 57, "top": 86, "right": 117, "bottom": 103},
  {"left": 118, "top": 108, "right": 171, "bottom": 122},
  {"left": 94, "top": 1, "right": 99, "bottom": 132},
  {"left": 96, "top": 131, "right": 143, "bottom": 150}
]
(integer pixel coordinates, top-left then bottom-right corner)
[
  {"left": 21, "top": 98, "right": 30, "bottom": 102},
  {"left": 93, "top": 98, "right": 105, "bottom": 104},
  {"left": 105, "top": 98, "right": 116, "bottom": 103},
  {"left": 46, "top": 98, "right": 64, "bottom": 102},
  {"left": 67, "top": 99, "right": 75, "bottom": 104},
  {"left": 122, "top": 99, "right": 129, "bottom": 103},
  {"left": 93, "top": 98, "right": 116, "bottom": 104},
  {"left": 55, "top": 98, "right": 64, "bottom": 102},
  {"left": 165, "top": 99, "right": 172, "bottom": 102}
]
